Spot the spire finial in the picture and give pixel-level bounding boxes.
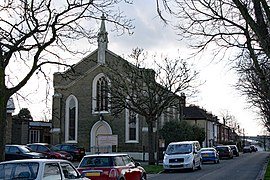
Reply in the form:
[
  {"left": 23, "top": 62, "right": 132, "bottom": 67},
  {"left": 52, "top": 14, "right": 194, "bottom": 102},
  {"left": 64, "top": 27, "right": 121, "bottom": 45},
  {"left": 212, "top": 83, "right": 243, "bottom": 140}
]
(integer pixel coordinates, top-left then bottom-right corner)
[{"left": 98, "top": 14, "right": 108, "bottom": 64}]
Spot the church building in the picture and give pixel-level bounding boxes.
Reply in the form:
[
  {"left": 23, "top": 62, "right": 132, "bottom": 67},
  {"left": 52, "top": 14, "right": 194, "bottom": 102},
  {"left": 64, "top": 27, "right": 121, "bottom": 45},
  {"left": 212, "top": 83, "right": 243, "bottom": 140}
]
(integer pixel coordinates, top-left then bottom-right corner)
[{"left": 51, "top": 15, "right": 183, "bottom": 156}]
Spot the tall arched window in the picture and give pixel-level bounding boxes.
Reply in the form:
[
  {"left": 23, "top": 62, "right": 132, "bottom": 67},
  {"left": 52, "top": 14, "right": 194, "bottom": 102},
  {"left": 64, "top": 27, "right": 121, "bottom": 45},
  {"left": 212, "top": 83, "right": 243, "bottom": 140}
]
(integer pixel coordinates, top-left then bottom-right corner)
[
  {"left": 65, "top": 95, "right": 78, "bottom": 143},
  {"left": 93, "top": 74, "right": 110, "bottom": 113},
  {"left": 125, "top": 109, "right": 139, "bottom": 143}
]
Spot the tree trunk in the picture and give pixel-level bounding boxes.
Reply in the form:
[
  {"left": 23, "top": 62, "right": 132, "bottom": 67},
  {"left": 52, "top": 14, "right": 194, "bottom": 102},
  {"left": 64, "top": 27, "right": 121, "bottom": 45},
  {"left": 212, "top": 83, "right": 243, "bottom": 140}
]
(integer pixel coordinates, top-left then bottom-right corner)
[
  {"left": 0, "top": 102, "right": 7, "bottom": 162},
  {"left": 147, "top": 120, "right": 155, "bottom": 165},
  {"left": 0, "top": 65, "right": 7, "bottom": 161}
]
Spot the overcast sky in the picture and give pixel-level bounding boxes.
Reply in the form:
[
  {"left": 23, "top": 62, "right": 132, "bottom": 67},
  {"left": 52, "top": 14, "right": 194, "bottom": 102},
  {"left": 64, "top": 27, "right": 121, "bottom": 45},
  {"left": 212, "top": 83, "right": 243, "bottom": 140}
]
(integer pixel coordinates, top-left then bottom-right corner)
[{"left": 15, "top": 0, "right": 265, "bottom": 136}]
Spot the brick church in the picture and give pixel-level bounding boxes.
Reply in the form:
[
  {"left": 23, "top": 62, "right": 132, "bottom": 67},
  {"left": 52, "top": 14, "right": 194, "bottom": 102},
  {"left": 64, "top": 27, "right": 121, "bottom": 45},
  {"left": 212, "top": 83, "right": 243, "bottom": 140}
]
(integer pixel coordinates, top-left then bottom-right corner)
[{"left": 51, "top": 15, "right": 182, "bottom": 156}]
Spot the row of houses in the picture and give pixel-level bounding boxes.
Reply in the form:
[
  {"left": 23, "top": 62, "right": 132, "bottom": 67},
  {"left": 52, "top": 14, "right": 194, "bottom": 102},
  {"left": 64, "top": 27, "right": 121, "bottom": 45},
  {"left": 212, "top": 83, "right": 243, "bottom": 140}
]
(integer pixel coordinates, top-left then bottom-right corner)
[{"left": 6, "top": 16, "right": 241, "bottom": 160}]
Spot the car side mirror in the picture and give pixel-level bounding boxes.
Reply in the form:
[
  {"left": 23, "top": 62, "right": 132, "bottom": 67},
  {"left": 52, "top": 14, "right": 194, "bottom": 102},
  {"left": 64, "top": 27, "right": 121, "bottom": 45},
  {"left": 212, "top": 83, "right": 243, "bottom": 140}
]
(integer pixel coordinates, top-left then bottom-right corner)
[{"left": 135, "top": 162, "right": 141, "bottom": 167}]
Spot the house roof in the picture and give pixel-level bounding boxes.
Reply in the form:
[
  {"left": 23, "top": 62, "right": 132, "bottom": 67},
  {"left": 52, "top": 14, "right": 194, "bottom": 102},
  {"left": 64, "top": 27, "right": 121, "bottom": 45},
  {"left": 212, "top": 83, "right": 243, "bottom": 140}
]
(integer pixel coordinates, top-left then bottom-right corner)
[{"left": 183, "top": 105, "right": 217, "bottom": 122}]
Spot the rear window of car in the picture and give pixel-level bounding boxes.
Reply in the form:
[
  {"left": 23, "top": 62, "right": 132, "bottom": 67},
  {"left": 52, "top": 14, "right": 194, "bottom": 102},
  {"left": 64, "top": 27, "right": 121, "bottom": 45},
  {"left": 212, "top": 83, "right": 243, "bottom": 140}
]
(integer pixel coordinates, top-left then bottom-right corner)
[
  {"left": 62, "top": 145, "right": 76, "bottom": 151},
  {"left": 79, "top": 156, "right": 113, "bottom": 167},
  {"left": 0, "top": 162, "right": 39, "bottom": 179},
  {"left": 201, "top": 148, "right": 214, "bottom": 152},
  {"left": 216, "top": 147, "right": 228, "bottom": 151}
]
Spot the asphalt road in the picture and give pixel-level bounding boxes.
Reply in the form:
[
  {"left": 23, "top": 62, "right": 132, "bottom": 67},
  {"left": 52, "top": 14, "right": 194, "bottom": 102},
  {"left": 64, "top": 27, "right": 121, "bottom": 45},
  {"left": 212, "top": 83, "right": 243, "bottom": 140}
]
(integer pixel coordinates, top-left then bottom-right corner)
[{"left": 148, "top": 151, "right": 269, "bottom": 180}]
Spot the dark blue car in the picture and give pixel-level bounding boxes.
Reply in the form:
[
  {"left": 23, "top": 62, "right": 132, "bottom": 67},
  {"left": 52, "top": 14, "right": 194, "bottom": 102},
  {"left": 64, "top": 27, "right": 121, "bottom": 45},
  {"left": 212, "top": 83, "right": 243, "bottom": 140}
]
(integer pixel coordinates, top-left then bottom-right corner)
[{"left": 201, "top": 147, "right": 220, "bottom": 164}]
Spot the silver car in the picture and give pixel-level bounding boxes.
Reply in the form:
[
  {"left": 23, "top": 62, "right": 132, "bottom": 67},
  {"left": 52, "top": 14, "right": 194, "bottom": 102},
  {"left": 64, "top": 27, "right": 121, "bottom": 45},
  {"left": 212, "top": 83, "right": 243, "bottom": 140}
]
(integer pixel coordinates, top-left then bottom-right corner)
[{"left": 0, "top": 159, "right": 89, "bottom": 180}]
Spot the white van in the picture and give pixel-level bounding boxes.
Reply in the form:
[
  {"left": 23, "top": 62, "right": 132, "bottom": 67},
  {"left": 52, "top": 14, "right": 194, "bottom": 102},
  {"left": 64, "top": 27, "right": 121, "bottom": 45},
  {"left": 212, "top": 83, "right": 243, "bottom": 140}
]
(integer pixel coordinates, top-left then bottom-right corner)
[{"left": 163, "top": 141, "right": 202, "bottom": 172}]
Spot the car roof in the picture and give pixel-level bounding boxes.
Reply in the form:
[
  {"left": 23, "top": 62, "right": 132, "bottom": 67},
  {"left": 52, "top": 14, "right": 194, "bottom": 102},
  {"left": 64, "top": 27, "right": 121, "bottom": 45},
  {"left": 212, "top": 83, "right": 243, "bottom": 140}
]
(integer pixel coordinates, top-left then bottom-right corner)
[
  {"left": 0, "top": 159, "right": 70, "bottom": 164},
  {"left": 5, "top": 144, "right": 26, "bottom": 147},
  {"left": 216, "top": 145, "right": 230, "bottom": 147},
  {"left": 201, "top": 147, "right": 215, "bottom": 150},
  {"left": 28, "top": 143, "right": 49, "bottom": 145},
  {"left": 83, "top": 153, "right": 129, "bottom": 158},
  {"left": 168, "top": 141, "right": 199, "bottom": 145}
]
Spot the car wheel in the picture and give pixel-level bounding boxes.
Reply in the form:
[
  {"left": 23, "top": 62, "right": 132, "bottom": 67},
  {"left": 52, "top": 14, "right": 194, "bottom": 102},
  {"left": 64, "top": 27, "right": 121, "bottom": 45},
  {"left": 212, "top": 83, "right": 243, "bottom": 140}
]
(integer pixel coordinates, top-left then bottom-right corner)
[
  {"left": 190, "top": 161, "right": 196, "bottom": 172},
  {"left": 197, "top": 160, "right": 202, "bottom": 170},
  {"left": 141, "top": 173, "right": 147, "bottom": 180},
  {"left": 163, "top": 169, "right": 169, "bottom": 173}
]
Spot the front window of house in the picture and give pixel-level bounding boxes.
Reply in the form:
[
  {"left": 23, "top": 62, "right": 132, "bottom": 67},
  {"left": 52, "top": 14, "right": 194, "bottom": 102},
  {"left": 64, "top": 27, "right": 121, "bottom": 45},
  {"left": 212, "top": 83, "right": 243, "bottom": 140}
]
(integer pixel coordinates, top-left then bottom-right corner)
[
  {"left": 65, "top": 95, "right": 78, "bottom": 143},
  {"left": 29, "top": 130, "right": 40, "bottom": 143}
]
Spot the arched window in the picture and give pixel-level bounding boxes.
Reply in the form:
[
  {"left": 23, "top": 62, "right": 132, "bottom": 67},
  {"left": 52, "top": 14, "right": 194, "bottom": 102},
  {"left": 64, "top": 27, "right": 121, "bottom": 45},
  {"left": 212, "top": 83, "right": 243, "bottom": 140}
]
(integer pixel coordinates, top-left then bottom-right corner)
[
  {"left": 92, "top": 74, "right": 110, "bottom": 113},
  {"left": 125, "top": 109, "right": 139, "bottom": 143},
  {"left": 65, "top": 95, "right": 78, "bottom": 143}
]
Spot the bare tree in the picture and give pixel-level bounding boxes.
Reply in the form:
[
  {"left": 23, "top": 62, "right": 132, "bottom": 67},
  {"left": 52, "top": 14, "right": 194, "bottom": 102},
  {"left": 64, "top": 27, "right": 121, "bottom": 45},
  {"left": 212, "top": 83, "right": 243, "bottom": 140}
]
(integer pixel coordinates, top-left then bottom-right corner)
[
  {"left": 105, "top": 48, "right": 198, "bottom": 165},
  {"left": 220, "top": 109, "right": 240, "bottom": 132},
  {"left": 0, "top": 0, "right": 133, "bottom": 161},
  {"left": 156, "top": 0, "right": 270, "bottom": 133}
]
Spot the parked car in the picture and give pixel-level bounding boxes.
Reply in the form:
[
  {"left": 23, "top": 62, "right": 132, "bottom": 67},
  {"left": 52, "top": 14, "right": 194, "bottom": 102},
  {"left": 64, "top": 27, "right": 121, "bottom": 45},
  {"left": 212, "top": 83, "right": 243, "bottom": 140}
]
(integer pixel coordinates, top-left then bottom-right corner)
[
  {"left": 27, "top": 143, "right": 72, "bottom": 160},
  {"left": 215, "top": 145, "right": 233, "bottom": 159},
  {"left": 0, "top": 159, "right": 89, "bottom": 179},
  {"left": 243, "top": 146, "right": 252, "bottom": 153},
  {"left": 228, "top": 145, "right": 239, "bottom": 156},
  {"left": 163, "top": 141, "right": 202, "bottom": 172},
  {"left": 55, "top": 144, "right": 85, "bottom": 160},
  {"left": 5, "top": 145, "right": 46, "bottom": 161},
  {"left": 250, "top": 145, "right": 258, "bottom": 152},
  {"left": 77, "top": 153, "right": 146, "bottom": 180},
  {"left": 201, "top": 147, "right": 219, "bottom": 164}
]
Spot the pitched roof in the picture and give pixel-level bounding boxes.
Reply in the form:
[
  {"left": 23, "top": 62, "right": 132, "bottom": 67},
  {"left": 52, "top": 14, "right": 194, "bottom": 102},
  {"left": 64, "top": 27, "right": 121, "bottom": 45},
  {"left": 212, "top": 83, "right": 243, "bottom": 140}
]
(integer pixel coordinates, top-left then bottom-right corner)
[{"left": 183, "top": 105, "right": 217, "bottom": 122}]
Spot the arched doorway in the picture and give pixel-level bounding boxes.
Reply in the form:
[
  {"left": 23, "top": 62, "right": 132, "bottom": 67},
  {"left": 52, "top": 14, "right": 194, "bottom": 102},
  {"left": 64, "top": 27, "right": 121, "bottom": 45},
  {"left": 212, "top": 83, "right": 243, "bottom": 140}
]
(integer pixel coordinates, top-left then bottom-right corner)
[{"left": 90, "top": 120, "right": 112, "bottom": 153}]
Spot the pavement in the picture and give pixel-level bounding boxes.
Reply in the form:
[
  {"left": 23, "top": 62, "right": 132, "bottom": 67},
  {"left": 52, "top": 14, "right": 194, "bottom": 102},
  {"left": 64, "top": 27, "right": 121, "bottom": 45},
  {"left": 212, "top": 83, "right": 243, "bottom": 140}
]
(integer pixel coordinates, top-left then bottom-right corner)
[{"left": 256, "top": 154, "right": 269, "bottom": 180}]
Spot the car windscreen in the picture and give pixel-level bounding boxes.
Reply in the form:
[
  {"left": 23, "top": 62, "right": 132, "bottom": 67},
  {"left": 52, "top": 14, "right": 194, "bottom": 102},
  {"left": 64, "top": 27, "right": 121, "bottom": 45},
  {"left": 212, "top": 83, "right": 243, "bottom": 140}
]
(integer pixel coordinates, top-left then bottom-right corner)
[
  {"left": 19, "top": 146, "right": 33, "bottom": 153},
  {"left": 165, "top": 144, "right": 192, "bottom": 155},
  {"left": 49, "top": 145, "right": 61, "bottom": 151},
  {"left": 0, "top": 162, "right": 39, "bottom": 179},
  {"left": 79, "top": 157, "right": 113, "bottom": 167}
]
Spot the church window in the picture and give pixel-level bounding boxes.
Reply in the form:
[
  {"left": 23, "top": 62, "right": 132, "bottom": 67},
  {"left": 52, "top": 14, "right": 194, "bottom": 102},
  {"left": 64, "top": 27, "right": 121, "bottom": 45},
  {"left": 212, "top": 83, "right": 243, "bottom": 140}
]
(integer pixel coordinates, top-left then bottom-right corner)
[
  {"left": 92, "top": 74, "right": 110, "bottom": 113},
  {"left": 65, "top": 95, "right": 78, "bottom": 143},
  {"left": 125, "top": 109, "right": 139, "bottom": 143}
]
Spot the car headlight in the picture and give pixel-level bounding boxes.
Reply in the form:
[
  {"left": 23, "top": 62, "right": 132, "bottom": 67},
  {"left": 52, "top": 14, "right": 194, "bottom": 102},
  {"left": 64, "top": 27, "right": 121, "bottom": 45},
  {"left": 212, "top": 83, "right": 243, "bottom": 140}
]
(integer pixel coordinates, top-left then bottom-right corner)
[
  {"left": 59, "top": 153, "right": 65, "bottom": 157},
  {"left": 163, "top": 155, "right": 168, "bottom": 161},
  {"left": 186, "top": 154, "right": 192, "bottom": 161}
]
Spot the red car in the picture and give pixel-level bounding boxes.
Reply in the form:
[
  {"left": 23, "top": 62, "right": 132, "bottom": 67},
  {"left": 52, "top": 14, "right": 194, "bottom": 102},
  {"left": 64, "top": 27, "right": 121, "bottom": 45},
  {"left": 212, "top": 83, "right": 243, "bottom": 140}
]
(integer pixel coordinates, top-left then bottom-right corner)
[
  {"left": 55, "top": 144, "right": 85, "bottom": 160},
  {"left": 27, "top": 143, "right": 72, "bottom": 160},
  {"left": 77, "top": 153, "right": 147, "bottom": 180},
  {"left": 215, "top": 145, "right": 233, "bottom": 159}
]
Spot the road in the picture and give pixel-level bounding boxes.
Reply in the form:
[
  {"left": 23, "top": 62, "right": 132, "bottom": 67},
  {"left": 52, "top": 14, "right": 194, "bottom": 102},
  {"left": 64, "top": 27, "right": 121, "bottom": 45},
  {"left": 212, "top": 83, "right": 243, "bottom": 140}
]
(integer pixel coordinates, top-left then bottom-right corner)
[{"left": 148, "top": 151, "right": 269, "bottom": 180}]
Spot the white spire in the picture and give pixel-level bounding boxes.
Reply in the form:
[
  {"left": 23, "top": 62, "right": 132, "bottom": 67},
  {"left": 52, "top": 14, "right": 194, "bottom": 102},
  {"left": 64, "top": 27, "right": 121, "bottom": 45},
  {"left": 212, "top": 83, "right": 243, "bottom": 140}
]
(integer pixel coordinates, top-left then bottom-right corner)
[{"left": 97, "top": 14, "right": 108, "bottom": 64}]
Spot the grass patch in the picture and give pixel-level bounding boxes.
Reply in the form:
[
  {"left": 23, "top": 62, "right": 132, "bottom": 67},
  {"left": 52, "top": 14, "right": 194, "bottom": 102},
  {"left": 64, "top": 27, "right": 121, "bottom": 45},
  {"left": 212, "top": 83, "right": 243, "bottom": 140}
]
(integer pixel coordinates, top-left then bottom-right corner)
[
  {"left": 142, "top": 165, "right": 163, "bottom": 174},
  {"left": 265, "top": 160, "right": 270, "bottom": 180}
]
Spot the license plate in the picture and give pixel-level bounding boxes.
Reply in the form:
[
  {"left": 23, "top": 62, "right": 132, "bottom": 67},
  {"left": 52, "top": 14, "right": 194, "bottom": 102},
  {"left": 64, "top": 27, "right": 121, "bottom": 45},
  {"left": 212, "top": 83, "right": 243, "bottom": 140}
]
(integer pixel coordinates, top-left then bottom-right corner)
[
  {"left": 86, "top": 172, "right": 100, "bottom": 176},
  {"left": 203, "top": 154, "right": 209, "bottom": 156}
]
